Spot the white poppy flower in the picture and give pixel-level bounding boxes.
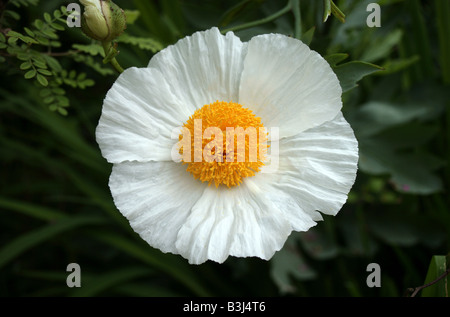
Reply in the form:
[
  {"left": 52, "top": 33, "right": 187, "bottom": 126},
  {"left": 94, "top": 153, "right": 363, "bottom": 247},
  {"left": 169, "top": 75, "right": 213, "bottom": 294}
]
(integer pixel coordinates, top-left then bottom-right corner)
[{"left": 96, "top": 27, "right": 358, "bottom": 265}]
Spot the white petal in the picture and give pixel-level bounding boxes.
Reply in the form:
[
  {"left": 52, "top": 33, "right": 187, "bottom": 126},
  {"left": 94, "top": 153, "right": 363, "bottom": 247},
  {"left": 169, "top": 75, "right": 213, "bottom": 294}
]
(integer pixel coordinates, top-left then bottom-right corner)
[
  {"left": 96, "top": 67, "right": 189, "bottom": 163},
  {"left": 263, "top": 112, "right": 358, "bottom": 223},
  {"left": 245, "top": 177, "right": 320, "bottom": 232},
  {"left": 239, "top": 34, "right": 342, "bottom": 138},
  {"left": 148, "top": 27, "right": 247, "bottom": 108},
  {"left": 109, "top": 161, "right": 205, "bottom": 255},
  {"left": 176, "top": 183, "right": 292, "bottom": 264}
]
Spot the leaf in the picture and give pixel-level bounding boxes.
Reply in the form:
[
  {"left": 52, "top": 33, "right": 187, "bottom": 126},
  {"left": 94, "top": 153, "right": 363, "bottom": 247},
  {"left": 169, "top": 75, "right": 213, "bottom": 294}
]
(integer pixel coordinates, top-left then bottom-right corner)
[
  {"left": 359, "top": 138, "right": 444, "bottom": 194},
  {"left": 338, "top": 214, "right": 378, "bottom": 257},
  {"left": 79, "top": 79, "right": 95, "bottom": 89},
  {"left": 41, "top": 28, "right": 58, "bottom": 40},
  {"left": 348, "top": 84, "right": 448, "bottom": 195},
  {"left": 325, "top": 53, "right": 349, "bottom": 67},
  {"left": 10, "top": 0, "right": 39, "bottom": 7},
  {"left": 16, "top": 52, "right": 29, "bottom": 61},
  {"left": 43, "top": 55, "right": 62, "bottom": 72},
  {"left": 330, "top": 0, "right": 345, "bottom": 23},
  {"left": 116, "top": 34, "right": 164, "bottom": 53},
  {"left": 72, "top": 43, "right": 104, "bottom": 57},
  {"left": 374, "top": 122, "right": 439, "bottom": 149},
  {"left": 20, "top": 61, "right": 32, "bottom": 70},
  {"left": 76, "top": 72, "right": 86, "bottom": 81},
  {"left": 7, "top": 36, "right": 18, "bottom": 45},
  {"left": 53, "top": 9, "right": 62, "bottom": 19},
  {"left": 270, "top": 233, "right": 316, "bottom": 294},
  {"left": 219, "top": 0, "right": 256, "bottom": 27},
  {"left": 68, "top": 267, "right": 153, "bottom": 297},
  {"left": 0, "top": 197, "right": 65, "bottom": 221},
  {"left": 323, "top": 0, "right": 331, "bottom": 22},
  {"left": 377, "top": 55, "right": 420, "bottom": 76},
  {"left": 24, "top": 27, "right": 35, "bottom": 37},
  {"left": 39, "top": 88, "right": 51, "bottom": 97},
  {"left": 24, "top": 69, "right": 36, "bottom": 79},
  {"left": 299, "top": 227, "right": 339, "bottom": 260},
  {"left": 43, "top": 96, "right": 55, "bottom": 104},
  {"left": 361, "top": 29, "right": 403, "bottom": 63},
  {"left": 36, "top": 74, "right": 49, "bottom": 86},
  {"left": 48, "top": 104, "right": 58, "bottom": 112},
  {"left": 301, "top": 27, "right": 315, "bottom": 46},
  {"left": 44, "top": 12, "right": 52, "bottom": 23},
  {"left": 55, "top": 95, "right": 69, "bottom": 107},
  {"left": 349, "top": 101, "right": 438, "bottom": 138},
  {"left": 57, "top": 107, "right": 68, "bottom": 116},
  {"left": 88, "top": 230, "right": 211, "bottom": 296},
  {"left": 421, "top": 255, "right": 449, "bottom": 297},
  {"left": 367, "top": 211, "right": 446, "bottom": 248},
  {"left": 1, "top": 88, "right": 104, "bottom": 172},
  {"left": 52, "top": 87, "right": 65, "bottom": 95},
  {"left": 36, "top": 36, "right": 50, "bottom": 45},
  {"left": 124, "top": 10, "right": 140, "bottom": 24},
  {"left": 34, "top": 19, "right": 44, "bottom": 29},
  {"left": 72, "top": 54, "right": 114, "bottom": 76},
  {"left": 333, "top": 61, "right": 383, "bottom": 92},
  {"left": 368, "top": 213, "right": 419, "bottom": 247},
  {"left": 33, "top": 59, "right": 47, "bottom": 69},
  {"left": 68, "top": 70, "right": 76, "bottom": 79},
  {"left": 0, "top": 216, "right": 107, "bottom": 270},
  {"left": 6, "top": 30, "right": 37, "bottom": 44},
  {"left": 4, "top": 10, "right": 20, "bottom": 21},
  {"left": 50, "top": 22, "right": 65, "bottom": 31},
  {"left": 37, "top": 68, "right": 52, "bottom": 76}
]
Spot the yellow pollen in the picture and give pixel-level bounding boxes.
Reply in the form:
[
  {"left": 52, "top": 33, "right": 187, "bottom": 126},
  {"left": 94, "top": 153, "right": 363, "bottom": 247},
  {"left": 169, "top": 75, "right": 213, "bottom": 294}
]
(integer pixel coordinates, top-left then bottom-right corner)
[{"left": 179, "top": 101, "right": 268, "bottom": 188}]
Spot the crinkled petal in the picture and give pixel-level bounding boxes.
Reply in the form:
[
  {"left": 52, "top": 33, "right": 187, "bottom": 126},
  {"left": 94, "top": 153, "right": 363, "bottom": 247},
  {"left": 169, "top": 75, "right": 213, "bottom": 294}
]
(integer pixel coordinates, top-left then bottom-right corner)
[
  {"left": 260, "top": 112, "right": 358, "bottom": 229},
  {"left": 175, "top": 183, "right": 292, "bottom": 264},
  {"left": 109, "top": 161, "right": 205, "bottom": 255},
  {"left": 148, "top": 27, "right": 247, "bottom": 109},
  {"left": 239, "top": 34, "right": 342, "bottom": 138},
  {"left": 96, "top": 67, "right": 190, "bottom": 163}
]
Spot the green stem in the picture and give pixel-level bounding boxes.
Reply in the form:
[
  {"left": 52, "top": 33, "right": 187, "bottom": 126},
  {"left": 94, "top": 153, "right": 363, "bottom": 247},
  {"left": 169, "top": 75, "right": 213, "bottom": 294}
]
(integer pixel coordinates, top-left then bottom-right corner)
[
  {"left": 221, "top": 1, "right": 292, "bottom": 34},
  {"left": 102, "top": 41, "right": 124, "bottom": 74},
  {"left": 330, "top": 0, "right": 346, "bottom": 23},
  {"left": 323, "top": 0, "right": 331, "bottom": 22},
  {"left": 109, "top": 56, "right": 124, "bottom": 74},
  {"left": 291, "top": 0, "right": 302, "bottom": 39}
]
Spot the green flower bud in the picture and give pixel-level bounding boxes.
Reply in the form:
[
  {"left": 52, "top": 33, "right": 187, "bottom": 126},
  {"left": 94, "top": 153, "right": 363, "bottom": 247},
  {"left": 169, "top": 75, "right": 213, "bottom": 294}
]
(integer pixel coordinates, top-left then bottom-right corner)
[{"left": 80, "top": 0, "right": 126, "bottom": 42}]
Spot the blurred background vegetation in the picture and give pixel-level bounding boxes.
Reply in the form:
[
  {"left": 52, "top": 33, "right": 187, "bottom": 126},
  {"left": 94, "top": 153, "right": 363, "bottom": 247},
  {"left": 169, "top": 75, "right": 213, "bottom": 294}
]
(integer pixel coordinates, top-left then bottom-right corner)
[{"left": 0, "top": 0, "right": 449, "bottom": 297}]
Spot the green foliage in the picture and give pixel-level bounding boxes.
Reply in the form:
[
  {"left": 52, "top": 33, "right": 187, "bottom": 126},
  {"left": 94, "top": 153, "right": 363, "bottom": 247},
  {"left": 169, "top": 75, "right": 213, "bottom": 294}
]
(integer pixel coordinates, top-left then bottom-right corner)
[
  {"left": 10, "top": 0, "right": 39, "bottom": 8},
  {"left": 0, "top": 215, "right": 107, "bottom": 270},
  {"left": 1, "top": 5, "right": 78, "bottom": 114},
  {"left": 72, "top": 43, "right": 105, "bottom": 57},
  {"left": 116, "top": 33, "right": 164, "bottom": 53},
  {"left": 0, "top": 1, "right": 158, "bottom": 114},
  {"left": 353, "top": 98, "right": 446, "bottom": 194},
  {"left": 333, "top": 60, "right": 383, "bottom": 92},
  {"left": 323, "top": 0, "right": 346, "bottom": 23},
  {"left": 420, "top": 255, "right": 449, "bottom": 297},
  {"left": 0, "top": 0, "right": 449, "bottom": 298}
]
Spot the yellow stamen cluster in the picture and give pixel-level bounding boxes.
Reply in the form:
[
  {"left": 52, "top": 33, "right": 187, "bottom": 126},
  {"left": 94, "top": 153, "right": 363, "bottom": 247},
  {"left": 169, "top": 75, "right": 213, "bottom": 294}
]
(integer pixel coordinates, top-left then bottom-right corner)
[{"left": 179, "top": 101, "right": 267, "bottom": 188}]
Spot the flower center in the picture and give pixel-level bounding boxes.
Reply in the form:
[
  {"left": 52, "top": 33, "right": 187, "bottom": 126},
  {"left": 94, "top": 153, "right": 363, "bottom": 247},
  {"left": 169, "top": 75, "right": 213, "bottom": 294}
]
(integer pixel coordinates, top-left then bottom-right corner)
[{"left": 179, "top": 101, "right": 267, "bottom": 188}]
